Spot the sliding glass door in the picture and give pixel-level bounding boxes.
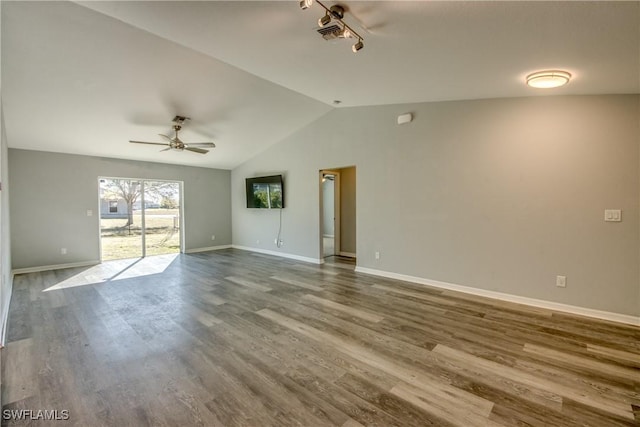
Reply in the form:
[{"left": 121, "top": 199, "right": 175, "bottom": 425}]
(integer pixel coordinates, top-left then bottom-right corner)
[{"left": 99, "top": 178, "right": 182, "bottom": 261}]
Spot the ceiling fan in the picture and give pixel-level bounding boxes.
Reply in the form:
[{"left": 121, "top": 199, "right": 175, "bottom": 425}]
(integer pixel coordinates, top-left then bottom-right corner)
[{"left": 129, "top": 116, "right": 215, "bottom": 154}]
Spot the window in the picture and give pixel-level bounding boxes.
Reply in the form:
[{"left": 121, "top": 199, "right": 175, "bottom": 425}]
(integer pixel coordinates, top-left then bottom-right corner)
[{"left": 109, "top": 200, "right": 118, "bottom": 213}]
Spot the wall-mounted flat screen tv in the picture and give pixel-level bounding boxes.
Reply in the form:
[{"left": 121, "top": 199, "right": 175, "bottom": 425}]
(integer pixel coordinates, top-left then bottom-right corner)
[{"left": 246, "top": 175, "right": 284, "bottom": 209}]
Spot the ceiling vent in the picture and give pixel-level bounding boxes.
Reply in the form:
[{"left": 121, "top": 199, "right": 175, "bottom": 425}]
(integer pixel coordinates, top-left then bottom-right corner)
[{"left": 317, "top": 24, "right": 343, "bottom": 40}]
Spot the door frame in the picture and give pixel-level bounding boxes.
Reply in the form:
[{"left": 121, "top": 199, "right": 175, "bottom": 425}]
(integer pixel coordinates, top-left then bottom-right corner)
[{"left": 319, "top": 169, "right": 341, "bottom": 259}]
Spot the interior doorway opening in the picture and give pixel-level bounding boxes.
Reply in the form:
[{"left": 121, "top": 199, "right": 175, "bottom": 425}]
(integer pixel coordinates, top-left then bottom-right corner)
[
  {"left": 319, "top": 167, "right": 356, "bottom": 262},
  {"left": 99, "top": 178, "right": 183, "bottom": 261},
  {"left": 321, "top": 171, "right": 339, "bottom": 258}
]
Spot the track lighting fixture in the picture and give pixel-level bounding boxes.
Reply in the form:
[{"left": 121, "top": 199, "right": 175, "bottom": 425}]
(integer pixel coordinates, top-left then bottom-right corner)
[
  {"left": 318, "top": 11, "right": 331, "bottom": 27},
  {"left": 299, "top": 0, "right": 364, "bottom": 53},
  {"left": 352, "top": 39, "right": 363, "bottom": 53}
]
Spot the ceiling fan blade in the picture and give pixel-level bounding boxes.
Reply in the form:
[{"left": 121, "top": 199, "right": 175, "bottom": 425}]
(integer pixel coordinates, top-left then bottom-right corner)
[
  {"left": 158, "top": 134, "right": 172, "bottom": 142},
  {"left": 159, "top": 147, "right": 171, "bottom": 152},
  {"left": 185, "top": 142, "right": 216, "bottom": 148},
  {"left": 185, "top": 147, "right": 209, "bottom": 154},
  {"left": 130, "top": 140, "right": 169, "bottom": 146}
]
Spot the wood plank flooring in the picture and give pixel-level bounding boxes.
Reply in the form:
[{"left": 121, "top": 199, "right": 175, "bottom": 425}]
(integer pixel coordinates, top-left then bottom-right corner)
[{"left": 1, "top": 249, "right": 639, "bottom": 426}]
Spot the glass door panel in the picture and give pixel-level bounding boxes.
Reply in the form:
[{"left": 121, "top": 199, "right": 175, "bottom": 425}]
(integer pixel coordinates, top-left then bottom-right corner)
[
  {"left": 143, "top": 181, "right": 181, "bottom": 256},
  {"left": 99, "top": 178, "right": 143, "bottom": 260}
]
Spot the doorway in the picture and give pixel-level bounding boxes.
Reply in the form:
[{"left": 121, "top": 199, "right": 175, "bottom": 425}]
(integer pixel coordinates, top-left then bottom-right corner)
[
  {"left": 99, "top": 178, "right": 183, "bottom": 261},
  {"left": 320, "top": 166, "right": 356, "bottom": 261}
]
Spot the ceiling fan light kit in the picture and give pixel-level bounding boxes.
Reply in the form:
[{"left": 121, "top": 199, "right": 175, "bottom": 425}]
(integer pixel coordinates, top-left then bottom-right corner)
[
  {"left": 300, "top": 0, "right": 364, "bottom": 53},
  {"left": 129, "top": 117, "right": 216, "bottom": 155}
]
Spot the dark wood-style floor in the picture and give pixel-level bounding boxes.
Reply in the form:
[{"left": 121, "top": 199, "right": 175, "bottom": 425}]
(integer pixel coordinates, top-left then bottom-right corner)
[{"left": 2, "top": 249, "right": 639, "bottom": 426}]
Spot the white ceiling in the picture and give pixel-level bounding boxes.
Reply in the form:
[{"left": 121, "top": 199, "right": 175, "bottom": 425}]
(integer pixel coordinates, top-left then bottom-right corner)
[{"left": 2, "top": 1, "right": 639, "bottom": 169}]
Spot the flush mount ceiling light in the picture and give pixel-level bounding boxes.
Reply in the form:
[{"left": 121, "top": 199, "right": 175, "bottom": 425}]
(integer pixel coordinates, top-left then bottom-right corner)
[
  {"left": 299, "top": 0, "right": 364, "bottom": 53},
  {"left": 526, "top": 70, "right": 571, "bottom": 89}
]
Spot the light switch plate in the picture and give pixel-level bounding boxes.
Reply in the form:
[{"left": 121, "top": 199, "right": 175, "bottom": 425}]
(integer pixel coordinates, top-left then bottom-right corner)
[{"left": 604, "top": 209, "right": 621, "bottom": 222}]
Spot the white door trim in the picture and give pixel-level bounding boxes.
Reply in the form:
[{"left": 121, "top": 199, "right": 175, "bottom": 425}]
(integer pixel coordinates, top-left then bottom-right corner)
[{"left": 319, "top": 169, "right": 341, "bottom": 258}]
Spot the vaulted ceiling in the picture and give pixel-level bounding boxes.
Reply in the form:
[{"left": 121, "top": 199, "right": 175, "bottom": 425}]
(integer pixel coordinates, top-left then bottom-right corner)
[{"left": 2, "top": 1, "right": 639, "bottom": 169}]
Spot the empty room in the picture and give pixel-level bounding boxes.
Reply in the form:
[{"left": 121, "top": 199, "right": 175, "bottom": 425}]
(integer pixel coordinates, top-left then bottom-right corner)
[{"left": 0, "top": 1, "right": 638, "bottom": 426}]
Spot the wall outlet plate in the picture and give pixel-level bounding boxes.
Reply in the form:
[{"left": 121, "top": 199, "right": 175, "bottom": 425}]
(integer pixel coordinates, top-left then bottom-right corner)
[{"left": 556, "top": 275, "right": 566, "bottom": 287}]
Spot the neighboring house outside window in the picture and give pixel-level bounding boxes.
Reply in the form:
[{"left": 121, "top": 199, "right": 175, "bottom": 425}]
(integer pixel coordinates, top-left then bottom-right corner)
[{"left": 100, "top": 198, "right": 128, "bottom": 218}]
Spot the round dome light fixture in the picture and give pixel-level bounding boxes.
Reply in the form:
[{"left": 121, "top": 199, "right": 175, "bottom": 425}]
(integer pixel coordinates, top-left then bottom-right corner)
[{"left": 526, "top": 70, "right": 571, "bottom": 89}]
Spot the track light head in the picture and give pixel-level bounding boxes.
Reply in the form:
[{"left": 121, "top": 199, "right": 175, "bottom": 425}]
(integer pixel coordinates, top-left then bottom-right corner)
[
  {"left": 318, "top": 12, "right": 331, "bottom": 27},
  {"left": 299, "top": 0, "right": 313, "bottom": 10},
  {"left": 341, "top": 25, "right": 352, "bottom": 39},
  {"left": 352, "top": 39, "right": 363, "bottom": 53},
  {"left": 329, "top": 5, "right": 344, "bottom": 19}
]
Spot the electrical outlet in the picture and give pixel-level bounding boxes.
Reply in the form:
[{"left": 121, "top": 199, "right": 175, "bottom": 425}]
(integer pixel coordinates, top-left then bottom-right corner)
[
  {"left": 211, "top": 235, "right": 216, "bottom": 241},
  {"left": 375, "top": 251, "right": 380, "bottom": 260},
  {"left": 86, "top": 210, "right": 93, "bottom": 216},
  {"left": 256, "top": 240, "right": 260, "bottom": 245},
  {"left": 61, "top": 248, "right": 67, "bottom": 255},
  {"left": 556, "top": 275, "right": 566, "bottom": 288}
]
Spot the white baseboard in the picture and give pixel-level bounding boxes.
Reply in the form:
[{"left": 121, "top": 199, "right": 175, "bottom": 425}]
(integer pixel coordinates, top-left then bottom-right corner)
[
  {"left": 232, "top": 245, "right": 323, "bottom": 265},
  {"left": 355, "top": 266, "right": 640, "bottom": 326},
  {"left": 1, "top": 273, "right": 14, "bottom": 347},
  {"left": 185, "top": 245, "right": 232, "bottom": 254},
  {"left": 339, "top": 252, "right": 356, "bottom": 258},
  {"left": 323, "top": 234, "right": 335, "bottom": 238},
  {"left": 12, "top": 260, "right": 100, "bottom": 275}
]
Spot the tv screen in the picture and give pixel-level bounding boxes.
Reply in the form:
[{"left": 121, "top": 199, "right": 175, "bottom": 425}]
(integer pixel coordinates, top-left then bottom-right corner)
[{"left": 246, "top": 175, "right": 284, "bottom": 209}]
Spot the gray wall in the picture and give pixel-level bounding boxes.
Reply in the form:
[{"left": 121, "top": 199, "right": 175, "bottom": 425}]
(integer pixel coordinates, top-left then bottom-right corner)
[
  {"left": 232, "top": 95, "right": 639, "bottom": 317},
  {"left": 338, "top": 166, "right": 356, "bottom": 255},
  {"left": 10, "top": 149, "right": 231, "bottom": 269}
]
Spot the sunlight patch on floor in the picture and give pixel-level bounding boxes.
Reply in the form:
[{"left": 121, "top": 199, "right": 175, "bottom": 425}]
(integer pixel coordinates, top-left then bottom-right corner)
[{"left": 43, "top": 253, "right": 179, "bottom": 292}]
